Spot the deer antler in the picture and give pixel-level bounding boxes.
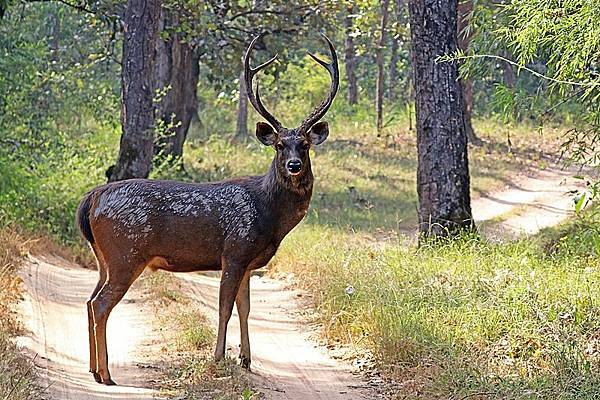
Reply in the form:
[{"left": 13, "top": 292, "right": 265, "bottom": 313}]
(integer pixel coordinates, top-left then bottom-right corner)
[
  {"left": 298, "top": 33, "right": 339, "bottom": 132},
  {"left": 244, "top": 33, "right": 283, "bottom": 131}
]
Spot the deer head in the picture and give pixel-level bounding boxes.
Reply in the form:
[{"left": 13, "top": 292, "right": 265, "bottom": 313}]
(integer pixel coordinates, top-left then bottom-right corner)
[{"left": 244, "top": 33, "right": 339, "bottom": 178}]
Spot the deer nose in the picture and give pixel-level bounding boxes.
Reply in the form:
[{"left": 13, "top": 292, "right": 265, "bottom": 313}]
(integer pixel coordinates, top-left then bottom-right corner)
[{"left": 286, "top": 159, "right": 302, "bottom": 174}]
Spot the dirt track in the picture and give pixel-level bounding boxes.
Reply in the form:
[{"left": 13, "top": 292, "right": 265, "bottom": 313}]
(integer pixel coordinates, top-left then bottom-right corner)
[
  {"left": 473, "top": 167, "right": 585, "bottom": 238},
  {"left": 14, "top": 166, "right": 584, "bottom": 400},
  {"left": 178, "top": 273, "right": 370, "bottom": 399}
]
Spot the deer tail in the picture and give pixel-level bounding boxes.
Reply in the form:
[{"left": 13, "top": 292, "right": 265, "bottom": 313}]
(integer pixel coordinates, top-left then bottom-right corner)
[{"left": 76, "top": 190, "right": 96, "bottom": 244}]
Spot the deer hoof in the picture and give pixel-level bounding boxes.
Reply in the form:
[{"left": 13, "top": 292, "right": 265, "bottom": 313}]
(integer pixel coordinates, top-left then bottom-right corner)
[
  {"left": 239, "top": 355, "right": 251, "bottom": 370},
  {"left": 103, "top": 378, "right": 117, "bottom": 386},
  {"left": 92, "top": 372, "right": 102, "bottom": 383}
]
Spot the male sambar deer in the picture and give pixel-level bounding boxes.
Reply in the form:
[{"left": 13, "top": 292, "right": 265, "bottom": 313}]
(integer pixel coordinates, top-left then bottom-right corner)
[{"left": 76, "top": 33, "right": 339, "bottom": 385}]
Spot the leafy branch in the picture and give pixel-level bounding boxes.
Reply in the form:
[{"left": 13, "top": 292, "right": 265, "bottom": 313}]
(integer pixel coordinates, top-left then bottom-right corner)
[{"left": 438, "top": 52, "right": 600, "bottom": 88}]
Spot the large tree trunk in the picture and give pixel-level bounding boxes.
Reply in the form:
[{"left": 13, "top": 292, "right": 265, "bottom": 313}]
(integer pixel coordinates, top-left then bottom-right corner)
[
  {"left": 457, "top": 0, "right": 480, "bottom": 145},
  {"left": 153, "top": 11, "right": 199, "bottom": 162},
  {"left": 376, "top": 0, "right": 391, "bottom": 134},
  {"left": 233, "top": 69, "right": 248, "bottom": 141},
  {"left": 408, "top": 0, "right": 474, "bottom": 237},
  {"left": 110, "top": 0, "right": 161, "bottom": 182},
  {"left": 344, "top": 6, "right": 359, "bottom": 105}
]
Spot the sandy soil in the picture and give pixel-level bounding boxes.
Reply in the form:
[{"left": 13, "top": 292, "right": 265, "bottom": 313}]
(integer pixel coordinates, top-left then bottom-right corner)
[
  {"left": 14, "top": 166, "right": 583, "bottom": 400},
  {"left": 16, "top": 256, "right": 371, "bottom": 400}
]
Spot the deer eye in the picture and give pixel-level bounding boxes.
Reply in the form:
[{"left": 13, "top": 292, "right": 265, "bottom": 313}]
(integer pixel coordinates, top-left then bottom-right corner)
[
  {"left": 275, "top": 143, "right": 285, "bottom": 150},
  {"left": 300, "top": 142, "right": 310, "bottom": 150}
]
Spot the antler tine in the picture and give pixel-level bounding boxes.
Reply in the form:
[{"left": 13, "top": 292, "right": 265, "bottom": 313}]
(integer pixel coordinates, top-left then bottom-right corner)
[
  {"left": 244, "top": 34, "right": 282, "bottom": 131},
  {"left": 299, "top": 33, "right": 340, "bottom": 133}
]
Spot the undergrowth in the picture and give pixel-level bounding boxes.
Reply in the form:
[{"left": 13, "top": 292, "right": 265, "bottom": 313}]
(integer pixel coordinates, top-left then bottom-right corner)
[{"left": 0, "top": 227, "right": 41, "bottom": 399}]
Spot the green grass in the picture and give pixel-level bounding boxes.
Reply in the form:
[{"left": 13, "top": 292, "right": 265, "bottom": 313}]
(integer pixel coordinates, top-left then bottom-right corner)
[{"left": 268, "top": 212, "right": 600, "bottom": 399}]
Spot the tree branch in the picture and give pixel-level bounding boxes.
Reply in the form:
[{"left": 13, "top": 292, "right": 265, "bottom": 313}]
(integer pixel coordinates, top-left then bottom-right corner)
[
  {"left": 27, "top": 0, "right": 96, "bottom": 15},
  {"left": 441, "top": 53, "right": 600, "bottom": 88}
]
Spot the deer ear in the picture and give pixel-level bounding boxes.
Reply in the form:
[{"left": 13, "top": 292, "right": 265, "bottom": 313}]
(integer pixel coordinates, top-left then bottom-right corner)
[
  {"left": 256, "top": 122, "right": 277, "bottom": 146},
  {"left": 309, "top": 121, "right": 329, "bottom": 145}
]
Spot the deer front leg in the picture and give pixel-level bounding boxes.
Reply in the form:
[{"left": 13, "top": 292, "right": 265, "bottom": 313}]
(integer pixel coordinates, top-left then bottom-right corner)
[
  {"left": 235, "top": 271, "right": 251, "bottom": 369},
  {"left": 214, "top": 260, "right": 246, "bottom": 362},
  {"left": 90, "top": 280, "right": 130, "bottom": 385}
]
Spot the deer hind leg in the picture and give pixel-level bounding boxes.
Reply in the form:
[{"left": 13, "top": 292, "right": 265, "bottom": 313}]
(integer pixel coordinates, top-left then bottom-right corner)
[
  {"left": 87, "top": 244, "right": 107, "bottom": 383},
  {"left": 90, "top": 261, "right": 145, "bottom": 385},
  {"left": 235, "top": 271, "right": 251, "bottom": 369},
  {"left": 214, "top": 260, "right": 246, "bottom": 362}
]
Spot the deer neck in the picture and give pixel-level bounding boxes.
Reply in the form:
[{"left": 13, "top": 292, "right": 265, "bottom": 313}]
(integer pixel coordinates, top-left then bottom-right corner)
[{"left": 261, "top": 158, "right": 314, "bottom": 237}]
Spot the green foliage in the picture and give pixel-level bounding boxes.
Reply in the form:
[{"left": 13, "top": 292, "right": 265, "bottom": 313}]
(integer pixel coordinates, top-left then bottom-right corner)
[
  {"left": 0, "top": 3, "right": 120, "bottom": 243},
  {"left": 470, "top": 1, "right": 600, "bottom": 168}
]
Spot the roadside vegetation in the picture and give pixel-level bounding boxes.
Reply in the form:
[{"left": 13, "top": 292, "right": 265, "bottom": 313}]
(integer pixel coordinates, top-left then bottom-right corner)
[
  {"left": 271, "top": 211, "right": 600, "bottom": 399},
  {"left": 0, "top": 227, "right": 41, "bottom": 399}
]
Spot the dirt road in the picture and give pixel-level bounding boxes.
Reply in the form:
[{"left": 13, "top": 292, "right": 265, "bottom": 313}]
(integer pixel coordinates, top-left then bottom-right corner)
[
  {"left": 473, "top": 167, "right": 585, "bottom": 238},
  {"left": 178, "top": 273, "right": 370, "bottom": 399},
  {"left": 17, "top": 254, "right": 370, "bottom": 400}
]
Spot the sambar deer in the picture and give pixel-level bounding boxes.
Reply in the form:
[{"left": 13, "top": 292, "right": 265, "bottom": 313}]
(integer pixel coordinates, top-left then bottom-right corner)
[{"left": 76, "top": 33, "right": 339, "bottom": 385}]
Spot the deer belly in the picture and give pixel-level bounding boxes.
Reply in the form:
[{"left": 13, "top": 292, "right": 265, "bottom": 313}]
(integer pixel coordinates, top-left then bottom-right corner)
[{"left": 141, "top": 216, "right": 225, "bottom": 271}]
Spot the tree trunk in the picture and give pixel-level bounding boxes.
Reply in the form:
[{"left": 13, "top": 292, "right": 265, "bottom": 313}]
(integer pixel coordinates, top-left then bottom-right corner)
[
  {"left": 109, "top": 0, "right": 161, "bottom": 182},
  {"left": 388, "top": 36, "right": 399, "bottom": 102},
  {"left": 344, "top": 6, "right": 358, "bottom": 105},
  {"left": 388, "top": 0, "right": 405, "bottom": 102},
  {"left": 376, "top": 0, "right": 391, "bottom": 134},
  {"left": 408, "top": 0, "right": 474, "bottom": 237},
  {"left": 457, "top": 0, "right": 480, "bottom": 145},
  {"left": 153, "top": 11, "right": 199, "bottom": 163},
  {"left": 233, "top": 69, "right": 248, "bottom": 141},
  {"left": 502, "top": 52, "right": 517, "bottom": 88}
]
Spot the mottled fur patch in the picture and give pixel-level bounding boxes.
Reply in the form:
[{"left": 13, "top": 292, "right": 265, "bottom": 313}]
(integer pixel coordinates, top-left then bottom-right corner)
[{"left": 93, "top": 182, "right": 258, "bottom": 241}]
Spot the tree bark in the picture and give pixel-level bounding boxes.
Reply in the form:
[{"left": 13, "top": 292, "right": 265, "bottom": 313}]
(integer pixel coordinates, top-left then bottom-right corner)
[
  {"left": 110, "top": 0, "right": 161, "bottom": 182},
  {"left": 388, "top": 35, "right": 399, "bottom": 102},
  {"left": 376, "top": 0, "right": 390, "bottom": 134},
  {"left": 153, "top": 11, "right": 199, "bottom": 162},
  {"left": 457, "top": 0, "right": 480, "bottom": 145},
  {"left": 344, "top": 6, "right": 358, "bottom": 105},
  {"left": 233, "top": 69, "right": 248, "bottom": 141},
  {"left": 502, "top": 52, "right": 516, "bottom": 88},
  {"left": 388, "top": 0, "right": 405, "bottom": 102},
  {"left": 408, "top": 0, "right": 474, "bottom": 237}
]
